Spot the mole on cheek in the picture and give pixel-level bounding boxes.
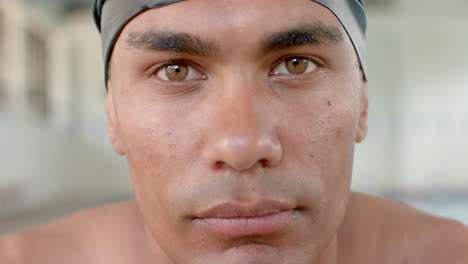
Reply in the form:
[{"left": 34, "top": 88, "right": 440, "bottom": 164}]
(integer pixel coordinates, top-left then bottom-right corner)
[
  {"left": 327, "top": 100, "right": 332, "bottom": 107},
  {"left": 336, "top": 128, "right": 343, "bottom": 138}
]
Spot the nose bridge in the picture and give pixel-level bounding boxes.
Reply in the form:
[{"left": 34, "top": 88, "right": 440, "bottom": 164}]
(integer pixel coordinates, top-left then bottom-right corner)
[{"left": 201, "top": 76, "right": 282, "bottom": 172}]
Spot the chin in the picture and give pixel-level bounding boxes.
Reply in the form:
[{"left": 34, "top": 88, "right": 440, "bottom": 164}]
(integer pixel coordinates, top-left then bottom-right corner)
[{"left": 184, "top": 243, "right": 317, "bottom": 264}]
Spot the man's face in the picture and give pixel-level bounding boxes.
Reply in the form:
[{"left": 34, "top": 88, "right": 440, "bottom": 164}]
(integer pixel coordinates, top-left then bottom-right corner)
[{"left": 106, "top": 0, "right": 368, "bottom": 263}]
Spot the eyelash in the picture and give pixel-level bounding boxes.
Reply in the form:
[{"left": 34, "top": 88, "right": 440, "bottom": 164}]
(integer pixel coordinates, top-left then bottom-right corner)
[
  {"left": 269, "top": 55, "right": 322, "bottom": 76},
  {"left": 149, "top": 59, "right": 206, "bottom": 81}
]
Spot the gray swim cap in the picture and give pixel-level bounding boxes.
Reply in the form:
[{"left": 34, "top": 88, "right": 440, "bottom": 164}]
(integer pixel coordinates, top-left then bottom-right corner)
[{"left": 93, "top": 0, "right": 367, "bottom": 83}]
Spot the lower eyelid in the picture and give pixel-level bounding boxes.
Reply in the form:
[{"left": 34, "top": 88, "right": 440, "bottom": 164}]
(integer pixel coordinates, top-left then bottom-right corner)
[
  {"left": 154, "top": 64, "right": 202, "bottom": 81},
  {"left": 270, "top": 67, "right": 327, "bottom": 83},
  {"left": 271, "top": 62, "right": 318, "bottom": 76}
]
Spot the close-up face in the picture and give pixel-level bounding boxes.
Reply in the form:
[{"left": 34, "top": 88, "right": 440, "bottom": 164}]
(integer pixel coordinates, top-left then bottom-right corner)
[{"left": 106, "top": 0, "right": 368, "bottom": 263}]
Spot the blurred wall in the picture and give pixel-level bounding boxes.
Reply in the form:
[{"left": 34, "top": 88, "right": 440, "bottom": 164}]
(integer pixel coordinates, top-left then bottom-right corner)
[
  {"left": 0, "top": 0, "right": 130, "bottom": 233},
  {"left": 353, "top": 0, "right": 468, "bottom": 194}
]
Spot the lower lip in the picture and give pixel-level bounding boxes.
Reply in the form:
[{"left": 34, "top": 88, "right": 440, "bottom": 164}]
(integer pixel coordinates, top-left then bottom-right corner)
[{"left": 193, "top": 210, "right": 301, "bottom": 237}]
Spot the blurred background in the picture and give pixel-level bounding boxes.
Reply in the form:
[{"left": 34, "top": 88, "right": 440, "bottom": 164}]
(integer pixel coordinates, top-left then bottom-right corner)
[{"left": 0, "top": 0, "right": 467, "bottom": 234}]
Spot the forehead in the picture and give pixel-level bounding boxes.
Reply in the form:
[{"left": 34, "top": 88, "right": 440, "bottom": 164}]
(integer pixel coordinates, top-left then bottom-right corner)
[{"left": 120, "top": 0, "right": 345, "bottom": 41}]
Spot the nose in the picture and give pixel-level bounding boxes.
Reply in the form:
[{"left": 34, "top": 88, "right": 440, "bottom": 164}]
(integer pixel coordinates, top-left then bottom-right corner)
[
  {"left": 205, "top": 135, "right": 282, "bottom": 171},
  {"left": 201, "top": 83, "right": 283, "bottom": 172}
]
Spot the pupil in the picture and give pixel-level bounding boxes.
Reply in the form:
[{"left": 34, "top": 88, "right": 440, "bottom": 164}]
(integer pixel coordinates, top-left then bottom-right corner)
[
  {"left": 286, "top": 58, "right": 308, "bottom": 74},
  {"left": 166, "top": 64, "right": 188, "bottom": 81}
]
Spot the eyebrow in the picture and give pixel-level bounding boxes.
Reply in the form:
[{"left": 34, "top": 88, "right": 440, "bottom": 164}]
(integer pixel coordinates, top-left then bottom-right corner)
[
  {"left": 259, "top": 23, "right": 344, "bottom": 56},
  {"left": 125, "top": 23, "right": 344, "bottom": 58},
  {"left": 126, "top": 31, "right": 216, "bottom": 57}
]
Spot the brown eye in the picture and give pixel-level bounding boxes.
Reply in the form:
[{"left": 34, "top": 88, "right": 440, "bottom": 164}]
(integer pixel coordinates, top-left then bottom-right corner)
[
  {"left": 165, "top": 64, "right": 188, "bottom": 81},
  {"left": 271, "top": 57, "right": 317, "bottom": 75},
  {"left": 156, "top": 63, "right": 204, "bottom": 81},
  {"left": 286, "top": 58, "right": 309, "bottom": 74}
]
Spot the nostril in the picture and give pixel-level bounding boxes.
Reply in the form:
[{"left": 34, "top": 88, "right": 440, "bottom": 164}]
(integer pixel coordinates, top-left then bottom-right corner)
[
  {"left": 259, "top": 158, "right": 270, "bottom": 167},
  {"left": 214, "top": 161, "right": 225, "bottom": 170},
  {"left": 212, "top": 158, "right": 270, "bottom": 171}
]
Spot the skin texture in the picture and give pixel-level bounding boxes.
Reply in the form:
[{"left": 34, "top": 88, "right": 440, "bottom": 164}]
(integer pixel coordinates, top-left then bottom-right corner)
[
  {"left": 106, "top": 0, "right": 367, "bottom": 263},
  {"left": 1, "top": 0, "right": 467, "bottom": 263}
]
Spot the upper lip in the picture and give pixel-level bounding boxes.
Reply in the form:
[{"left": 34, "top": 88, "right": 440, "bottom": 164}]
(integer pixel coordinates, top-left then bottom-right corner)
[{"left": 193, "top": 200, "right": 297, "bottom": 219}]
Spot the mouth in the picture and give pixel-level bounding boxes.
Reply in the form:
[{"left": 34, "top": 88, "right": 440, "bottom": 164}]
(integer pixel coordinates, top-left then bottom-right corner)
[{"left": 191, "top": 200, "right": 305, "bottom": 237}]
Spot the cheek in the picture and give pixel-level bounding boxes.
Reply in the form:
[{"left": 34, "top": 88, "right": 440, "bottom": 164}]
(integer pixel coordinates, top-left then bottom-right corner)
[
  {"left": 281, "top": 96, "right": 358, "bottom": 190},
  {"left": 286, "top": 97, "right": 357, "bottom": 157},
  {"left": 284, "top": 98, "right": 357, "bottom": 224},
  {"left": 116, "top": 96, "right": 202, "bottom": 210}
]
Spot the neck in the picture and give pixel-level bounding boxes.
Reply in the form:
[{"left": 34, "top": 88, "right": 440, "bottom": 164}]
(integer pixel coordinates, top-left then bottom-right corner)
[{"left": 143, "top": 226, "right": 174, "bottom": 264}]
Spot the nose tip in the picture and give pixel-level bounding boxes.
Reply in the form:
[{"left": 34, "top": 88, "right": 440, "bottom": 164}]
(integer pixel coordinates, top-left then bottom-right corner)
[{"left": 204, "top": 136, "right": 282, "bottom": 171}]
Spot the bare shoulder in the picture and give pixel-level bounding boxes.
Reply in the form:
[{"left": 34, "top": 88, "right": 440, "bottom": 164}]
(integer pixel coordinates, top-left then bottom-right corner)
[
  {"left": 0, "top": 200, "right": 140, "bottom": 264},
  {"left": 346, "top": 192, "right": 468, "bottom": 263}
]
